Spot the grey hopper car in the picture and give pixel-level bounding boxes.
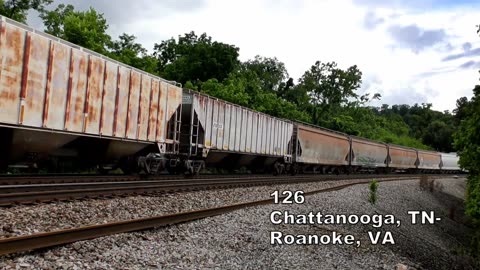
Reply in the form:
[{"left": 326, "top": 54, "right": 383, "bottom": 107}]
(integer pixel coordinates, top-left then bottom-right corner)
[{"left": 180, "top": 89, "right": 294, "bottom": 175}]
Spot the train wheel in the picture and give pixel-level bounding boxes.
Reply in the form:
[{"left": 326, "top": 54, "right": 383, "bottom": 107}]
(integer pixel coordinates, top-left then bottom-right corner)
[
  {"left": 273, "top": 161, "right": 284, "bottom": 176},
  {"left": 290, "top": 163, "right": 299, "bottom": 176}
]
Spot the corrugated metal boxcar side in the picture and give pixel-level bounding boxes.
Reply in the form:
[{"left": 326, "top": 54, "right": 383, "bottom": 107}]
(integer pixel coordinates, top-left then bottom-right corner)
[
  {"left": 183, "top": 90, "right": 293, "bottom": 159},
  {"left": 0, "top": 17, "right": 182, "bottom": 161},
  {"left": 440, "top": 153, "right": 460, "bottom": 171},
  {"left": 295, "top": 124, "right": 350, "bottom": 166},
  {"left": 350, "top": 137, "right": 388, "bottom": 168},
  {"left": 417, "top": 150, "right": 441, "bottom": 170},
  {"left": 388, "top": 145, "right": 417, "bottom": 169}
]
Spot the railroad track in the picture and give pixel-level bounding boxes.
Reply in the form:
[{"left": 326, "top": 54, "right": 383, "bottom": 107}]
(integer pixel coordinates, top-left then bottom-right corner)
[
  {"left": 0, "top": 175, "right": 451, "bottom": 256},
  {"left": 0, "top": 174, "right": 437, "bottom": 206},
  {"left": 0, "top": 173, "right": 272, "bottom": 185}
]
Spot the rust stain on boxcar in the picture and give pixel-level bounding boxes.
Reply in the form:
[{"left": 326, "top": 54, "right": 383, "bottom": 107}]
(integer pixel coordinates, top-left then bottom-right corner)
[
  {"left": 99, "top": 61, "right": 117, "bottom": 136},
  {"left": 166, "top": 85, "right": 181, "bottom": 122},
  {"left": 0, "top": 25, "right": 24, "bottom": 123},
  {"left": 46, "top": 42, "right": 70, "bottom": 130},
  {"left": 137, "top": 75, "right": 151, "bottom": 140},
  {"left": 67, "top": 51, "right": 87, "bottom": 132},
  {"left": 42, "top": 42, "right": 55, "bottom": 127},
  {"left": 147, "top": 79, "right": 159, "bottom": 141},
  {"left": 84, "top": 57, "right": 105, "bottom": 133},
  {"left": 18, "top": 33, "right": 32, "bottom": 124},
  {"left": 19, "top": 33, "right": 31, "bottom": 100},
  {"left": 113, "top": 67, "right": 129, "bottom": 137},
  {"left": 156, "top": 82, "right": 167, "bottom": 141},
  {"left": 389, "top": 146, "right": 417, "bottom": 168},
  {"left": 417, "top": 150, "right": 441, "bottom": 169},
  {"left": 22, "top": 33, "right": 49, "bottom": 127},
  {"left": 136, "top": 75, "right": 144, "bottom": 139},
  {"left": 99, "top": 63, "right": 108, "bottom": 133},
  {"left": 126, "top": 70, "right": 140, "bottom": 139},
  {"left": 112, "top": 66, "right": 121, "bottom": 135},
  {"left": 297, "top": 124, "right": 350, "bottom": 165},
  {"left": 63, "top": 49, "right": 74, "bottom": 129}
]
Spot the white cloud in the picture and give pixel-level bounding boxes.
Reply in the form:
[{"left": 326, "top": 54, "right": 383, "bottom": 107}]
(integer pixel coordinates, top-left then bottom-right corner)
[{"left": 29, "top": 0, "right": 480, "bottom": 112}]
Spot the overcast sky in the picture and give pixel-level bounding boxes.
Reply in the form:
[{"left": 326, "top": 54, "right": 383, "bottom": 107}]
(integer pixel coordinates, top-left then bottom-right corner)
[{"left": 27, "top": 0, "right": 480, "bottom": 112}]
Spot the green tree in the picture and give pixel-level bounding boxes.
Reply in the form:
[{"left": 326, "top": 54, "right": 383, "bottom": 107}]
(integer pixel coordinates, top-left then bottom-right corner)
[
  {"left": 196, "top": 66, "right": 311, "bottom": 123},
  {"left": 110, "top": 33, "right": 157, "bottom": 74},
  {"left": 40, "top": 4, "right": 111, "bottom": 54},
  {"left": 454, "top": 83, "right": 480, "bottom": 222},
  {"left": 153, "top": 31, "right": 240, "bottom": 84},
  {"left": 296, "top": 61, "right": 362, "bottom": 125},
  {"left": 423, "top": 120, "right": 454, "bottom": 152},
  {"left": 0, "top": 0, "right": 52, "bottom": 23},
  {"left": 453, "top": 96, "right": 470, "bottom": 125},
  {"left": 243, "top": 55, "right": 289, "bottom": 92}
]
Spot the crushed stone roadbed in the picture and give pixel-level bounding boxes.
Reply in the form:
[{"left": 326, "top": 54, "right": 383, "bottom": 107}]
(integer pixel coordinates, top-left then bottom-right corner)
[{"left": 0, "top": 177, "right": 475, "bottom": 269}]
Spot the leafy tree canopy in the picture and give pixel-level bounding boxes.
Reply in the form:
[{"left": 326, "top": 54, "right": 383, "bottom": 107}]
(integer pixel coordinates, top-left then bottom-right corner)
[
  {"left": 40, "top": 4, "right": 111, "bottom": 54},
  {"left": 0, "top": 0, "right": 52, "bottom": 23},
  {"left": 110, "top": 33, "right": 157, "bottom": 74},
  {"left": 153, "top": 31, "right": 240, "bottom": 84}
]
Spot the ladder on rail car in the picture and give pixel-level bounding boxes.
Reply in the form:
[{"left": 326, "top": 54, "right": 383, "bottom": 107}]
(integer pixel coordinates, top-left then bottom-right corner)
[
  {"left": 190, "top": 113, "right": 200, "bottom": 157},
  {"left": 172, "top": 107, "right": 182, "bottom": 153}
]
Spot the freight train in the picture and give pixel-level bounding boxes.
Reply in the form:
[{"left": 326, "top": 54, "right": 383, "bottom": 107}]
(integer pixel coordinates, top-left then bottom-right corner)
[{"left": 0, "top": 16, "right": 462, "bottom": 175}]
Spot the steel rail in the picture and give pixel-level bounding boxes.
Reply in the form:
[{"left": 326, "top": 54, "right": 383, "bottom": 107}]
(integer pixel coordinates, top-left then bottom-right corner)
[
  {"left": 0, "top": 174, "right": 444, "bottom": 206},
  {"left": 0, "top": 175, "right": 370, "bottom": 206},
  {"left": 0, "top": 172, "right": 459, "bottom": 185},
  {"left": 0, "top": 174, "right": 436, "bottom": 206},
  {"left": 0, "top": 173, "right": 321, "bottom": 185},
  {"left": 0, "top": 173, "right": 283, "bottom": 185},
  {"left": 0, "top": 175, "right": 444, "bottom": 256},
  {"left": 0, "top": 174, "right": 409, "bottom": 193}
]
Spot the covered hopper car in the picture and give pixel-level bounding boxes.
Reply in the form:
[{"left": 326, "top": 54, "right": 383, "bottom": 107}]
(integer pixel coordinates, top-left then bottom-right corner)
[
  {"left": 179, "top": 89, "right": 294, "bottom": 175},
  {"left": 292, "top": 123, "right": 350, "bottom": 174},
  {"left": 440, "top": 153, "right": 461, "bottom": 173},
  {"left": 350, "top": 136, "right": 388, "bottom": 173},
  {"left": 0, "top": 16, "right": 183, "bottom": 173}
]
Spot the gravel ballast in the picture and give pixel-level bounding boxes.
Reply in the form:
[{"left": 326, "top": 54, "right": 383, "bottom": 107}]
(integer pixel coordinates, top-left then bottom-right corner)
[{"left": 0, "top": 177, "right": 475, "bottom": 269}]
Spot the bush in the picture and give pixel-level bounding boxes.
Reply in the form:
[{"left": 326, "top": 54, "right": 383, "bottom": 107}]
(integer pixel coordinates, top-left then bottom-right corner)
[{"left": 368, "top": 179, "right": 378, "bottom": 204}]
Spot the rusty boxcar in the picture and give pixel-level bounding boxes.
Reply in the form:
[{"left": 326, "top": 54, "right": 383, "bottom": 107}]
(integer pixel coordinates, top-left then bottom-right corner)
[
  {"left": 0, "top": 16, "right": 182, "bottom": 173},
  {"left": 417, "top": 150, "right": 441, "bottom": 172},
  {"left": 292, "top": 123, "right": 350, "bottom": 174},
  {"left": 350, "top": 136, "right": 388, "bottom": 172},
  {"left": 179, "top": 89, "right": 294, "bottom": 175},
  {"left": 387, "top": 144, "right": 418, "bottom": 172}
]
